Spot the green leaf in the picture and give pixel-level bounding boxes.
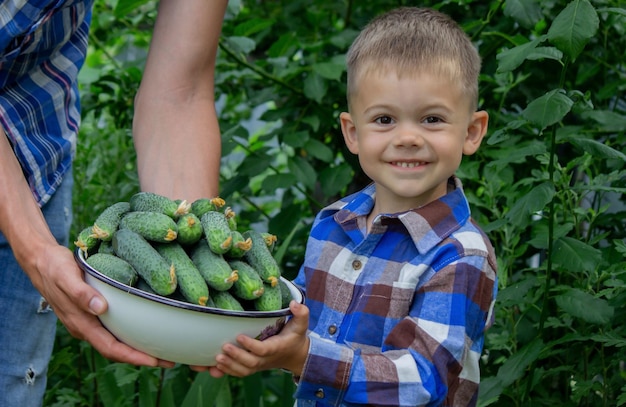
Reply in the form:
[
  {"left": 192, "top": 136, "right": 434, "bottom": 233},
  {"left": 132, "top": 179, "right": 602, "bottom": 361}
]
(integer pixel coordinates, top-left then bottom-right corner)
[
  {"left": 526, "top": 46, "right": 564, "bottom": 62},
  {"left": 522, "top": 89, "right": 573, "bottom": 129},
  {"left": 477, "top": 376, "right": 503, "bottom": 406},
  {"left": 114, "top": 0, "right": 151, "bottom": 17},
  {"left": 224, "top": 36, "right": 257, "bottom": 55},
  {"left": 303, "top": 72, "right": 327, "bottom": 103},
  {"left": 506, "top": 182, "right": 555, "bottom": 227},
  {"left": 282, "top": 130, "right": 310, "bottom": 149},
  {"left": 261, "top": 173, "right": 297, "bottom": 191},
  {"left": 236, "top": 151, "right": 274, "bottom": 177},
  {"left": 552, "top": 236, "right": 603, "bottom": 273},
  {"left": 243, "top": 373, "right": 264, "bottom": 406},
  {"left": 547, "top": 0, "right": 599, "bottom": 60},
  {"left": 496, "top": 339, "right": 544, "bottom": 387},
  {"left": 580, "top": 110, "right": 626, "bottom": 132},
  {"left": 555, "top": 288, "right": 614, "bottom": 325},
  {"left": 233, "top": 18, "right": 276, "bottom": 37},
  {"left": 312, "top": 61, "right": 345, "bottom": 81},
  {"left": 503, "top": 0, "right": 544, "bottom": 29},
  {"left": 181, "top": 372, "right": 227, "bottom": 407},
  {"left": 527, "top": 221, "right": 574, "bottom": 249},
  {"left": 268, "top": 33, "right": 299, "bottom": 58},
  {"left": 319, "top": 163, "right": 353, "bottom": 198},
  {"left": 303, "top": 138, "right": 334, "bottom": 162},
  {"left": 496, "top": 37, "right": 544, "bottom": 73},
  {"left": 288, "top": 156, "right": 317, "bottom": 190},
  {"left": 565, "top": 137, "right": 626, "bottom": 161}
]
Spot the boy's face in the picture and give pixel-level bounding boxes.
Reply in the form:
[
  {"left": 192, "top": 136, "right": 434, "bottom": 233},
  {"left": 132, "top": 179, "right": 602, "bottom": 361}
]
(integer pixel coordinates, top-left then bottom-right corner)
[{"left": 340, "top": 69, "right": 488, "bottom": 212}]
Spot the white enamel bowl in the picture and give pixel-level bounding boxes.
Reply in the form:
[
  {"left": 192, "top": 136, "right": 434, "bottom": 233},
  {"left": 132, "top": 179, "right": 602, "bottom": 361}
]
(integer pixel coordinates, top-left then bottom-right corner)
[{"left": 75, "top": 249, "right": 304, "bottom": 366}]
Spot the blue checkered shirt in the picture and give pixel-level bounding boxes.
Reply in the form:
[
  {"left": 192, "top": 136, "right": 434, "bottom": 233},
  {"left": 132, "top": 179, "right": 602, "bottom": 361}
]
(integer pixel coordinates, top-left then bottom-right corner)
[
  {"left": 293, "top": 176, "right": 498, "bottom": 406},
  {"left": 0, "top": 0, "right": 93, "bottom": 205}
]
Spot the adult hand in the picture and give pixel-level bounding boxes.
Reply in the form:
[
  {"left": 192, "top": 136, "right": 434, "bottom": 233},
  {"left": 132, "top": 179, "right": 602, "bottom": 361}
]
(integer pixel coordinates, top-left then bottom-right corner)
[
  {"left": 29, "top": 242, "right": 174, "bottom": 368},
  {"left": 207, "top": 301, "right": 310, "bottom": 378}
]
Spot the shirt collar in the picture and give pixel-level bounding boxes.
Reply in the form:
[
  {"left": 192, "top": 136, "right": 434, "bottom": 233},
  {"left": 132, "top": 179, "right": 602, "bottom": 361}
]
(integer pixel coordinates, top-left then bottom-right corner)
[{"left": 323, "top": 176, "right": 471, "bottom": 254}]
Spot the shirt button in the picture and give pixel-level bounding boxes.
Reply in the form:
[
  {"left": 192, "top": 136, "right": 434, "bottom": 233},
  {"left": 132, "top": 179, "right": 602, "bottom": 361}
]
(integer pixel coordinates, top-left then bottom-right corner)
[
  {"left": 328, "top": 324, "right": 337, "bottom": 335},
  {"left": 352, "top": 259, "right": 362, "bottom": 270},
  {"left": 315, "top": 389, "right": 325, "bottom": 398}
]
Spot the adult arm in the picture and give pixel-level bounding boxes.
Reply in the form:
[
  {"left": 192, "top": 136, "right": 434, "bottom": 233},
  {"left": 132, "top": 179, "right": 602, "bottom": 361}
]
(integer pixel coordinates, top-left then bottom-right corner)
[
  {"left": 0, "top": 131, "right": 165, "bottom": 367},
  {"left": 133, "top": 0, "right": 228, "bottom": 202}
]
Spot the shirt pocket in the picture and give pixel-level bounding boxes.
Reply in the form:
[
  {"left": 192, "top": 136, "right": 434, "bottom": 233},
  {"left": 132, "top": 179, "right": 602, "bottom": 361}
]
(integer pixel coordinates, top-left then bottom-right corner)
[{"left": 343, "top": 282, "right": 416, "bottom": 350}]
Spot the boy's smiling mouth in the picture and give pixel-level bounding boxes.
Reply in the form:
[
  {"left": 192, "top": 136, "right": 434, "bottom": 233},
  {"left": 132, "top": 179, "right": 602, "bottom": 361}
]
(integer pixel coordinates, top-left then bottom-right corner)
[{"left": 390, "top": 161, "right": 426, "bottom": 168}]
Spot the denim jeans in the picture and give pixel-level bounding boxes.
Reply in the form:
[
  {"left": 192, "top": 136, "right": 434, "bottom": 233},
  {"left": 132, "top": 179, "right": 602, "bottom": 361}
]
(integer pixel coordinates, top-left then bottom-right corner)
[{"left": 0, "top": 170, "right": 73, "bottom": 407}]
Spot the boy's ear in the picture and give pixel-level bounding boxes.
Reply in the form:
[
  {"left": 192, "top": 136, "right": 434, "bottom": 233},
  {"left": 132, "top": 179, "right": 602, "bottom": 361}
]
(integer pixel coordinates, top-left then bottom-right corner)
[
  {"left": 463, "top": 110, "right": 489, "bottom": 155},
  {"left": 340, "top": 112, "right": 359, "bottom": 155}
]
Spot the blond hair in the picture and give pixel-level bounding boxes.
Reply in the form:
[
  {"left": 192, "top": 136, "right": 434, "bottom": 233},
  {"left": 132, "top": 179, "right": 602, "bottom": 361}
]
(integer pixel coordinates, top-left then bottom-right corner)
[{"left": 346, "top": 7, "right": 481, "bottom": 111}]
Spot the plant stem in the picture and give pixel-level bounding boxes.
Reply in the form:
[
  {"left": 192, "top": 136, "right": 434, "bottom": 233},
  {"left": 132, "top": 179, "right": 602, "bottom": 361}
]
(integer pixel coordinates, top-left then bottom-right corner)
[{"left": 218, "top": 40, "right": 303, "bottom": 96}]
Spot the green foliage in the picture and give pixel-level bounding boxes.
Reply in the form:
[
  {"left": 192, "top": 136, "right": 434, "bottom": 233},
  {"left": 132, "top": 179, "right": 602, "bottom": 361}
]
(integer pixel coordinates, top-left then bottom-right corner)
[{"left": 48, "top": 0, "right": 625, "bottom": 405}]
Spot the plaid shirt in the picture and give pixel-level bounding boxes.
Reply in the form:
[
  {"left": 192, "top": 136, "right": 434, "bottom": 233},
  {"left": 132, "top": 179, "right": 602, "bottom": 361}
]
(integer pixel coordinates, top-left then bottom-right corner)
[
  {"left": 0, "top": 0, "right": 93, "bottom": 206},
  {"left": 293, "top": 176, "right": 497, "bottom": 406}
]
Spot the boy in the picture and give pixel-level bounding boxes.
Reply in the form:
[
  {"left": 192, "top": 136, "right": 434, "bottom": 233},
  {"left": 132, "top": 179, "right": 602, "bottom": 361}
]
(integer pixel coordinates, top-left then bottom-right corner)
[{"left": 209, "top": 7, "right": 497, "bottom": 406}]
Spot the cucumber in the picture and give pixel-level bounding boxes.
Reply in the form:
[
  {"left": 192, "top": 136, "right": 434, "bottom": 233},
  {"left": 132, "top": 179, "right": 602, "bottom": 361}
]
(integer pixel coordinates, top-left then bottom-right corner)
[
  {"left": 190, "top": 239, "right": 238, "bottom": 291},
  {"left": 91, "top": 202, "right": 131, "bottom": 241},
  {"left": 98, "top": 239, "right": 115, "bottom": 255},
  {"left": 176, "top": 213, "right": 203, "bottom": 245},
  {"left": 201, "top": 211, "right": 233, "bottom": 254},
  {"left": 136, "top": 277, "right": 157, "bottom": 295},
  {"left": 154, "top": 242, "right": 210, "bottom": 306},
  {"left": 119, "top": 211, "right": 178, "bottom": 243},
  {"left": 227, "top": 231, "right": 252, "bottom": 259},
  {"left": 112, "top": 228, "right": 177, "bottom": 295},
  {"left": 190, "top": 197, "right": 226, "bottom": 218},
  {"left": 278, "top": 278, "right": 294, "bottom": 308},
  {"left": 261, "top": 232, "right": 278, "bottom": 252},
  {"left": 129, "top": 191, "right": 190, "bottom": 219},
  {"left": 224, "top": 207, "right": 237, "bottom": 231},
  {"left": 229, "top": 260, "right": 265, "bottom": 300},
  {"left": 85, "top": 253, "right": 138, "bottom": 286},
  {"left": 254, "top": 282, "right": 283, "bottom": 311},
  {"left": 75, "top": 226, "right": 99, "bottom": 255},
  {"left": 243, "top": 229, "right": 281, "bottom": 287},
  {"left": 211, "top": 289, "right": 244, "bottom": 311}
]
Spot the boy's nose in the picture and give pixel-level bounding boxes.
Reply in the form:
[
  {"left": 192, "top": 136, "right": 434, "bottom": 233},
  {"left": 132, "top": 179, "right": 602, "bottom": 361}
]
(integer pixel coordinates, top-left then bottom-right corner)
[{"left": 393, "top": 125, "right": 424, "bottom": 147}]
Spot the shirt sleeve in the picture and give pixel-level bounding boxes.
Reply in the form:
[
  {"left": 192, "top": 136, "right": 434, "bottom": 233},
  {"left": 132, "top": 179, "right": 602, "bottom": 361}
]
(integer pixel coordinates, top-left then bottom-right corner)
[{"left": 294, "top": 254, "right": 497, "bottom": 407}]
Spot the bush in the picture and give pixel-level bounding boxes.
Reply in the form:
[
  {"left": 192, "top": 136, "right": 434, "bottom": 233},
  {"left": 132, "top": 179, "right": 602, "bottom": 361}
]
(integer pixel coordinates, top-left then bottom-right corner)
[{"left": 47, "top": 0, "right": 626, "bottom": 405}]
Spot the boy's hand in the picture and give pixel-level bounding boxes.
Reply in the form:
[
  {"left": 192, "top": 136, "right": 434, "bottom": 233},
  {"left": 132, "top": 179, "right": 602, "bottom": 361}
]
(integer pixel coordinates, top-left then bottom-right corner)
[{"left": 207, "top": 300, "right": 310, "bottom": 378}]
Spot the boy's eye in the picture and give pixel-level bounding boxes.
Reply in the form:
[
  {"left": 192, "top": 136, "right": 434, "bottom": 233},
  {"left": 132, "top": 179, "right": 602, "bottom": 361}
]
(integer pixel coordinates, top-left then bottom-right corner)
[
  {"left": 424, "top": 116, "right": 442, "bottom": 124},
  {"left": 375, "top": 115, "right": 393, "bottom": 124}
]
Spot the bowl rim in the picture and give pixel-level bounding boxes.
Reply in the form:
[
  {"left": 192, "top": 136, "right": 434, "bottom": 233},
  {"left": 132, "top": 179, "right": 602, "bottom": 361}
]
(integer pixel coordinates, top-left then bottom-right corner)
[{"left": 75, "top": 248, "right": 304, "bottom": 318}]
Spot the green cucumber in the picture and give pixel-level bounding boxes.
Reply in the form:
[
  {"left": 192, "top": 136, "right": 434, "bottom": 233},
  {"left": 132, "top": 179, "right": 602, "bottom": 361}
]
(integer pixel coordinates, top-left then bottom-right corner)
[
  {"left": 190, "top": 239, "right": 238, "bottom": 291},
  {"left": 190, "top": 197, "right": 225, "bottom": 218},
  {"left": 176, "top": 213, "right": 203, "bottom": 245},
  {"left": 227, "top": 231, "right": 252, "bottom": 259},
  {"left": 136, "top": 277, "right": 157, "bottom": 295},
  {"left": 254, "top": 282, "right": 283, "bottom": 311},
  {"left": 97, "top": 239, "right": 115, "bottom": 255},
  {"left": 119, "top": 211, "right": 178, "bottom": 243},
  {"left": 85, "top": 253, "right": 138, "bottom": 286},
  {"left": 229, "top": 260, "right": 265, "bottom": 300},
  {"left": 243, "top": 229, "right": 281, "bottom": 287},
  {"left": 154, "top": 242, "right": 210, "bottom": 306},
  {"left": 211, "top": 289, "right": 244, "bottom": 311},
  {"left": 224, "top": 207, "right": 237, "bottom": 231},
  {"left": 261, "top": 232, "right": 278, "bottom": 252},
  {"left": 91, "top": 202, "right": 131, "bottom": 241},
  {"left": 201, "top": 211, "right": 232, "bottom": 254},
  {"left": 112, "top": 228, "right": 177, "bottom": 295},
  {"left": 129, "top": 191, "right": 190, "bottom": 219},
  {"left": 278, "top": 278, "right": 294, "bottom": 308},
  {"left": 75, "top": 226, "right": 99, "bottom": 255}
]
